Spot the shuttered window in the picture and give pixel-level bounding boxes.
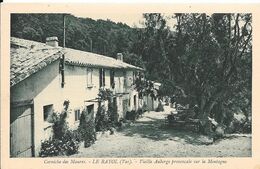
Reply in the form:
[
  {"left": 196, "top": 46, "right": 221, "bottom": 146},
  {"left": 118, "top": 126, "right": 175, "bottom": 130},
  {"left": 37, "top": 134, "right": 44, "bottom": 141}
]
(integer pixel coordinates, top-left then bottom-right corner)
[
  {"left": 87, "top": 68, "right": 93, "bottom": 87},
  {"left": 99, "top": 68, "right": 105, "bottom": 87},
  {"left": 75, "top": 109, "right": 80, "bottom": 121}
]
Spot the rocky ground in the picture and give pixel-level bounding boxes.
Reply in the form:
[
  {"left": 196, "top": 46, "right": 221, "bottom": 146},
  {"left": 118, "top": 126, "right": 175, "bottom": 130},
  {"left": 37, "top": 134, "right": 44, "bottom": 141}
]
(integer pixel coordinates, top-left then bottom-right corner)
[{"left": 72, "top": 106, "right": 251, "bottom": 157}]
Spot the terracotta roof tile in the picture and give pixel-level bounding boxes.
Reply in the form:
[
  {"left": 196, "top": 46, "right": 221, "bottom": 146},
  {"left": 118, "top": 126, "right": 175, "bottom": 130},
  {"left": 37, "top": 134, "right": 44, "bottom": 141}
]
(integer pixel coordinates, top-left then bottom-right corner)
[
  {"left": 64, "top": 48, "right": 143, "bottom": 71},
  {"left": 10, "top": 37, "right": 62, "bottom": 86}
]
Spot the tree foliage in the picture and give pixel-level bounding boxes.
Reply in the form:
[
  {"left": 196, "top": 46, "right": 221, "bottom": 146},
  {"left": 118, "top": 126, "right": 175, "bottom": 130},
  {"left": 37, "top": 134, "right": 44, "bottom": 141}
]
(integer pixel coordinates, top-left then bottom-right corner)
[
  {"left": 11, "top": 14, "right": 143, "bottom": 66},
  {"left": 134, "top": 13, "right": 251, "bottom": 132}
]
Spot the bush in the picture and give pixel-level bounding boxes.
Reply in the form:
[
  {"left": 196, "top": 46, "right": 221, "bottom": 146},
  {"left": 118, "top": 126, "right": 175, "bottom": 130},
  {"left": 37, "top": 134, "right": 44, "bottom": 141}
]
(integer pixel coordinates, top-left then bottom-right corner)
[
  {"left": 39, "top": 139, "right": 61, "bottom": 157},
  {"left": 156, "top": 101, "right": 164, "bottom": 112},
  {"left": 242, "top": 121, "right": 251, "bottom": 133},
  {"left": 95, "top": 104, "right": 110, "bottom": 132},
  {"left": 126, "top": 110, "right": 138, "bottom": 121},
  {"left": 107, "top": 97, "right": 118, "bottom": 126},
  {"left": 39, "top": 130, "right": 79, "bottom": 157},
  {"left": 61, "top": 130, "right": 80, "bottom": 155},
  {"left": 39, "top": 100, "right": 79, "bottom": 157},
  {"left": 125, "top": 109, "right": 145, "bottom": 121},
  {"left": 95, "top": 89, "right": 118, "bottom": 132},
  {"left": 78, "top": 110, "right": 96, "bottom": 148},
  {"left": 52, "top": 112, "right": 68, "bottom": 140}
]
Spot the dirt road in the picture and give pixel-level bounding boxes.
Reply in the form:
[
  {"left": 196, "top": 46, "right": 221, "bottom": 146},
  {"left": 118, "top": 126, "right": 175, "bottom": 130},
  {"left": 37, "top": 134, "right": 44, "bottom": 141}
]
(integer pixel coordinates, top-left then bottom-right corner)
[{"left": 72, "top": 106, "right": 251, "bottom": 157}]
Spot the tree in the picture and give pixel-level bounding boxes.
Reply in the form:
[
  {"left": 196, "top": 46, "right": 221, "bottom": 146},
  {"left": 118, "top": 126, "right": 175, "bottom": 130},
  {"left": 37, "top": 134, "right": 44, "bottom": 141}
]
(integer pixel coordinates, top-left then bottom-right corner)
[
  {"left": 138, "top": 13, "right": 252, "bottom": 133},
  {"left": 167, "top": 13, "right": 252, "bottom": 133},
  {"left": 132, "top": 13, "right": 171, "bottom": 81}
]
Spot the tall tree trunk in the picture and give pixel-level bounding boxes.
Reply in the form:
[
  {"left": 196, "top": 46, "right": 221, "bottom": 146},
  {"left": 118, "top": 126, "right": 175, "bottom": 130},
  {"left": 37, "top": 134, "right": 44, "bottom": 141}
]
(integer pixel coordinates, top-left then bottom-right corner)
[{"left": 199, "top": 97, "right": 218, "bottom": 134}]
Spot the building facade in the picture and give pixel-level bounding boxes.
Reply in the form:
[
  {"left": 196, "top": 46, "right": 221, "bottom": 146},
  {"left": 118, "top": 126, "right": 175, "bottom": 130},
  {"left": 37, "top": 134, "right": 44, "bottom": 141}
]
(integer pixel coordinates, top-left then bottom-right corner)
[{"left": 10, "top": 37, "right": 143, "bottom": 157}]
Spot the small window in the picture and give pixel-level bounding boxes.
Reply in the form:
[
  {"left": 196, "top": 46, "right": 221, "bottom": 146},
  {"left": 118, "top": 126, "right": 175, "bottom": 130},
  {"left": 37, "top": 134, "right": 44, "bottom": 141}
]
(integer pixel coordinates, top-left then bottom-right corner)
[
  {"left": 87, "top": 68, "right": 93, "bottom": 87},
  {"left": 99, "top": 68, "right": 105, "bottom": 88},
  {"left": 134, "top": 95, "right": 137, "bottom": 108},
  {"left": 75, "top": 109, "right": 81, "bottom": 121},
  {"left": 87, "top": 104, "right": 94, "bottom": 114},
  {"left": 43, "top": 104, "right": 53, "bottom": 122},
  {"left": 128, "top": 98, "right": 131, "bottom": 107}
]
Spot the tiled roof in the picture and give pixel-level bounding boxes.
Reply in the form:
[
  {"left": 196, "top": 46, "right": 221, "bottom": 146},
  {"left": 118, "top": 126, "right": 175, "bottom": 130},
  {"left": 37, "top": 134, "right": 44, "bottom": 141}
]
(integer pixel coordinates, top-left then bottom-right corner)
[
  {"left": 64, "top": 48, "right": 143, "bottom": 70},
  {"left": 10, "top": 37, "right": 62, "bottom": 87},
  {"left": 10, "top": 37, "right": 143, "bottom": 86}
]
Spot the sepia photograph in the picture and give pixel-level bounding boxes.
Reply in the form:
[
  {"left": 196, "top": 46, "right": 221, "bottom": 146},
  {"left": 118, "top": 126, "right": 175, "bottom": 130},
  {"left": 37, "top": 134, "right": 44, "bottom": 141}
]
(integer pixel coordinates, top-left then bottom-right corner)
[{"left": 9, "top": 12, "right": 252, "bottom": 158}]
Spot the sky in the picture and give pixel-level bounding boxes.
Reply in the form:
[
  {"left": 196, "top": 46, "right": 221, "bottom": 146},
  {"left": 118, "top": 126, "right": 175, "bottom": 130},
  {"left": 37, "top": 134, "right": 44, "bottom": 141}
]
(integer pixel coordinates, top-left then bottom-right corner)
[
  {"left": 71, "top": 12, "right": 179, "bottom": 30},
  {"left": 72, "top": 13, "right": 145, "bottom": 28}
]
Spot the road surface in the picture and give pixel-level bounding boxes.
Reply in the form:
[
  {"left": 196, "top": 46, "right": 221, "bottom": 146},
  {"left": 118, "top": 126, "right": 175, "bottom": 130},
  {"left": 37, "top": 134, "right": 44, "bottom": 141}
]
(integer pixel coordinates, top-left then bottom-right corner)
[{"left": 72, "top": 106, "right": 251, "bottom": 157}]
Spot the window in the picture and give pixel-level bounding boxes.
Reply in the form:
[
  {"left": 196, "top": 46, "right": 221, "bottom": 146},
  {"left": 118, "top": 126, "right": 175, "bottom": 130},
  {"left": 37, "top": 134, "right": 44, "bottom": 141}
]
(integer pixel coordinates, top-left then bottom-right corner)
[
  {"left": 110, "top": 70, "right": 115, "bottom": 89},
  {"left": 87, "top": 68, "right": 93, "bottom": 87},
  {"left": 119, "top": 77, "right": 122, "bottom": 92},
  {"left": 43, "top": 104, "right": 53, "bottom": 122},
  {"left": 128, "top": 98, "right": 131, "bottom": 107},
  {"left": 75, "top": 109, "right": 80, "bottom": 121},
  {"left": 99, "top": 68, "right": 105, "bottom": 88},
  {"left": 87, "top": 104, "right": 94, "bottom": 114}
]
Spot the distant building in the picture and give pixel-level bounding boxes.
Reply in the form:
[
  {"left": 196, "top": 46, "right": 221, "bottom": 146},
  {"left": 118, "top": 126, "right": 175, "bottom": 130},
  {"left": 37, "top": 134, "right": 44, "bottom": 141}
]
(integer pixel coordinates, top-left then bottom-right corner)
[{"left": 10, "top": 37, "right": 143, "bottom": 157}]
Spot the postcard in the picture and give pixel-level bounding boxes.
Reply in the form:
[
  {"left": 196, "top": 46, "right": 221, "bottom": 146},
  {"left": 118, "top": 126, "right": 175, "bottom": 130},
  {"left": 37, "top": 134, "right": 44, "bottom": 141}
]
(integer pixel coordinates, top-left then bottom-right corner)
[{"left": 1, "top": 3, "right": 260, "bottom": 169}]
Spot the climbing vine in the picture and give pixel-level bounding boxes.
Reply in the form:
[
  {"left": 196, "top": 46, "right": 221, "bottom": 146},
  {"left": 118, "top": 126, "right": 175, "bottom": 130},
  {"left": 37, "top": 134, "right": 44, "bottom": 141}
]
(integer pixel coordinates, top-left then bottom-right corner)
[{"left": 95, "top": 88, "right": 118, "bottom": 132}]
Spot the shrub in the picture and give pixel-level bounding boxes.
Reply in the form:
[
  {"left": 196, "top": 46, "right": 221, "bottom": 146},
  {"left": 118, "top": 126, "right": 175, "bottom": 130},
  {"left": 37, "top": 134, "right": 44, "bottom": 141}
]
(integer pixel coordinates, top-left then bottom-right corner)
[
  {"left": 78, "top": 110, "right": 96, "bottom": 148},
  {"left": 242, "top": 121, "right": 251, "bottom": 133},
  {"left": 39, "top": 100, "right": 80, "bottom": 157},
  {"left": 107, "top": 97, "right": 118, "bottom": 126},
  {"left": 95, "top": 89, "right": 119, "bottom": 132},
  {"left": 51, "top": 100, "right": 70, "bottom": 140},
  {"left": 52, "top": 112, "right": 68, "bottom": 140},
  {"left": 39, "top": 130, "right": 79, "bottom": 157},
  {"left": 61, "top": 130, "right": 80, "bottom": 155},
  {"left": 125, "top": 109, "right": 145, "bottom": 121},
  {"left": 39, "top": 139, "right": 61, "bottom": 157},
  {"left": 95, "top": 103, "right": 110, "bottom": 132},
  {"left": 156, "top": 101, "right": 164, "bottom": 112},
  {"left": 126, "top": 110, "right": 138, "bottom": 121}
]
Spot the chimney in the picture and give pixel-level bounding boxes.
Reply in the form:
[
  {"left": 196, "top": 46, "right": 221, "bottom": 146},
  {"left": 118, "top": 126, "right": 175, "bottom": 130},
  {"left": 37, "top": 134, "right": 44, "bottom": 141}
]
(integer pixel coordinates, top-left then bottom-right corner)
[
  {"left": 46, "top": 37, "right": 59, "bottom": 47},
  {"left": 117, "top": 53, "right": 123, "bottom": 61}
]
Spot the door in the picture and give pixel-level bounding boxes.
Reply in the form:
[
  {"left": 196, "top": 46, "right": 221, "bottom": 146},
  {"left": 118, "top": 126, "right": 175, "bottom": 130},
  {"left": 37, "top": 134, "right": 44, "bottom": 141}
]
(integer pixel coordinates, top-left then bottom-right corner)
[
  {"left": 10, "top": 100, "right": 34, "bottom": 157},
  {"left": 86, "top": 104, "right": 94, "bottom": 122}
]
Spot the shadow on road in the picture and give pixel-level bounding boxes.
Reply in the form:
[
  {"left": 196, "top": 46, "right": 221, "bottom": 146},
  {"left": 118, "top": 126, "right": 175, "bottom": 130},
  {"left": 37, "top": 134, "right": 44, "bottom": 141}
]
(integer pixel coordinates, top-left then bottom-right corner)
[{"left": 120, "top": 112, "right": 212, "bottom": 145}]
